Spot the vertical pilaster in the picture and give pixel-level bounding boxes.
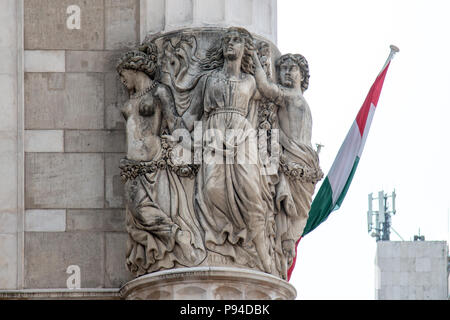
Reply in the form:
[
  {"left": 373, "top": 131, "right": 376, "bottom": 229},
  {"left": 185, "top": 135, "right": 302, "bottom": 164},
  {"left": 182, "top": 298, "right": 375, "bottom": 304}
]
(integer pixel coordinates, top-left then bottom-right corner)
[{"left": 0, "top": 0, "right": 24, "bottom": 290}]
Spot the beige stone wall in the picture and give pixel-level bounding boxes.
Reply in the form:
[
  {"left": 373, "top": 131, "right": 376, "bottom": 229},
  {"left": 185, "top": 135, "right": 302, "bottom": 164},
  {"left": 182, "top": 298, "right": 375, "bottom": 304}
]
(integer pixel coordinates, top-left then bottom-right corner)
[
  {"left": 21, "top": 0, "right": 138, "bottom": 289},
  {"left": 0, "top": 0, "right": 278, "bottom": 291}
]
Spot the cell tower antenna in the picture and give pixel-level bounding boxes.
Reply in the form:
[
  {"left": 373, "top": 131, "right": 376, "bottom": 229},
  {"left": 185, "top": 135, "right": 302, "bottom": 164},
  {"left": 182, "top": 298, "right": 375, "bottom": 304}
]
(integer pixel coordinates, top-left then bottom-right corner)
[{"left": 367, "top": 189, "right": 398, "bottom": 241}]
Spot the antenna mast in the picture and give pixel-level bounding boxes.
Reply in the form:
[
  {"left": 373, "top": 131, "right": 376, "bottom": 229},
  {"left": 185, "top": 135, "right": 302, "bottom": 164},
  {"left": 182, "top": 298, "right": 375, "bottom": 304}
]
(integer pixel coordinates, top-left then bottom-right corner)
[{"left": 367, "top": 190, "right": 397, "bottom": 241}]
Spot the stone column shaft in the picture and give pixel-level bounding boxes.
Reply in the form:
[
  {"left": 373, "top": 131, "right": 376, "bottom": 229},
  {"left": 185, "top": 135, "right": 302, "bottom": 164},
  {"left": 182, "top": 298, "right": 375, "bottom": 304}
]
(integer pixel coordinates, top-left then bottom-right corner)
[{"left": 140, "top": 0, "right": 277, "bottom": 44}]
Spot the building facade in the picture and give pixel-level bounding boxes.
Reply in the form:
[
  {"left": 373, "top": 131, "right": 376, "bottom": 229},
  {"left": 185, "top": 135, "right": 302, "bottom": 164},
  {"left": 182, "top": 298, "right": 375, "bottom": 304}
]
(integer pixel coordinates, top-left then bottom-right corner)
[{"left": 0, "top": 0, "right": 277, "bottom": 298}]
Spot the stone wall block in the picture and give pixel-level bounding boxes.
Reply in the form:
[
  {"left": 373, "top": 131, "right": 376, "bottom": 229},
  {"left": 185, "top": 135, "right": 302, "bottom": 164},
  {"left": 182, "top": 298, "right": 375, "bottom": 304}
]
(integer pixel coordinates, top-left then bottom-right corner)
[
  {"left": 64, "top": 130, "right": 125, "bottom": 153},
  {"left": 24, "top": 50, "right": 65, "bottom": 73},
  {"left": 25, "top": 209, "right": 66, "bottom": 232},
  {"left": 0, "top": 47, "right": 17, "bottom": 74},
  {"left": 105, "top": 0, "right": 139, "bottom": 50},
  {"left": 66, "top": 51, "right": 121, "bottom": 73},
  {"left": 0, "top": 132, "right": 17, "bottom": 212},
  {"left": 66, "top": 209, "right": 125, "bottom": 232},
  {"left": 105, "top": 232, "right": 133, "bottom": 287},
  {"left": 0, "top": 213, "right": 17, "bottom": 234},
  {"left": 0, "top": 234, "right": 17, "bottom": 289},
  {"left": 25, "top": 73, "right": 104, "bottom": 129},
  {"left": 105, "top": 72, "right": 126, "bottom": 129},
  {"left": 24, "top": 130, "right": 64, "bottom": 152},
  {"left": 24, "top": 232, "right": 104, "bottom": 288},
  {"left": 25, "top": 153, "right": 104, "bottom": 209},
  {"left": 0, "top": 74, "right": 17, "bottom": 131},
  {"left": 24, "top": 0, "right": 104, "bottom": 50},
  {"left": 105, "top": 153, "right": 125, "bottom": 208}
]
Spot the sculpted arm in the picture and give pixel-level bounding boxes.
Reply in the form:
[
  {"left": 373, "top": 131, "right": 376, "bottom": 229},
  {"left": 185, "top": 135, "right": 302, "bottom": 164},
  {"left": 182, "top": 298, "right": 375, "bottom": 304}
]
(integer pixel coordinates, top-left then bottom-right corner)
[
  {"left": 118, "top": 100, "right": 133, "bottom": 121},
  {"left": 157, "top": 85, "right": 185, "bottom": 133},
  {"left": 252, "top": 51, "right": 282, "bottom": 101}
]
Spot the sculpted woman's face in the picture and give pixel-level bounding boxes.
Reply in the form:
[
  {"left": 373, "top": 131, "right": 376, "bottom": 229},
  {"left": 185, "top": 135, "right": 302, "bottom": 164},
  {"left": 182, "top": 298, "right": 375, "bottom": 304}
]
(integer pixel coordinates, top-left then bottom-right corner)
[
  {"left": 222, "top": 31, "right": 245, "bottom": 61},
  {"left": 119, "top": 69, "right": 136, "bottom": 90}
]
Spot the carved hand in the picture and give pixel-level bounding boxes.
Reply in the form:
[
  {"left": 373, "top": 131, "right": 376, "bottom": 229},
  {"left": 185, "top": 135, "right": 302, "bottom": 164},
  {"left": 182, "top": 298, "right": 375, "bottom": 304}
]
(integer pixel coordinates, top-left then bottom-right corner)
[{"left": 251, "top": 49, "right": 262, "bottom": 67}]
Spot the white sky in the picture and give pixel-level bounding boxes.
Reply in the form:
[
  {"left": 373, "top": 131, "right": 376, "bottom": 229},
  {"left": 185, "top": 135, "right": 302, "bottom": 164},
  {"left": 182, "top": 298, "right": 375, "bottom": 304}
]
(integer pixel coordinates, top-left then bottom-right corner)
[{"left": 277, "top": 0, "right": 450, "bottom": 299}]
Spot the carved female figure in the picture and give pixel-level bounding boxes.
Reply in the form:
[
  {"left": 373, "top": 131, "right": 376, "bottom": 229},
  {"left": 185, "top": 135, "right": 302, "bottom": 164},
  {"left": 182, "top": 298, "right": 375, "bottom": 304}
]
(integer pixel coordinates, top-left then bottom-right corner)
[
  {"left": 183, "top": 28, "right": 274, "bottom": 273},
  {"left": 117, "top": 44, "right": 205, "bottom": 276}
]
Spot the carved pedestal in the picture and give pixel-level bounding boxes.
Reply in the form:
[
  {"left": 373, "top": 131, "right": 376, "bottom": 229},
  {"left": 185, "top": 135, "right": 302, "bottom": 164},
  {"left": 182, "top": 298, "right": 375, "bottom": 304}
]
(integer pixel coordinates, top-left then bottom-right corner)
[{"left": 119, "top": 267, "right": 296, "bottom": 300}]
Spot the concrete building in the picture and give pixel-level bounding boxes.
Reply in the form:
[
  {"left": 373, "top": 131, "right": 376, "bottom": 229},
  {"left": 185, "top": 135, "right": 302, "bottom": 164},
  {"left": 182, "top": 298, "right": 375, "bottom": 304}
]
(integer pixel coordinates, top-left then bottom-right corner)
[
  {"left": 375, "top": 241, "right": 449, "bottom": 300},
  {"left": 0, "top": 0, "right": 277, "bottom": 299}
]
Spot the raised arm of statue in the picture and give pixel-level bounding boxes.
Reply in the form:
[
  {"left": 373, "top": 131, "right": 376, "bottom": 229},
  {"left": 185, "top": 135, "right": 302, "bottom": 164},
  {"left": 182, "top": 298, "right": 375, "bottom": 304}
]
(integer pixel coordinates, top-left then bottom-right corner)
[{"left": 252, "top": 50, "right": 282, "bottom": 102}]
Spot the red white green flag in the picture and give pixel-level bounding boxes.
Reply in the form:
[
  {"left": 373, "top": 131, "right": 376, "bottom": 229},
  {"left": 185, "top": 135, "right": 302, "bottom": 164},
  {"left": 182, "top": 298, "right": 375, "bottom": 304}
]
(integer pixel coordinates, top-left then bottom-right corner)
[{"left": 288, "top": 46, "right": 399, "bottom": 281}]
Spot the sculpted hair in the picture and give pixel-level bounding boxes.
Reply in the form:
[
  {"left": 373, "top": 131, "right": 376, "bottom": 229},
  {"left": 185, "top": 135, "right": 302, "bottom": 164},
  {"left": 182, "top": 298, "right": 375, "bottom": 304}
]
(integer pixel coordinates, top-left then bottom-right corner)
[
  {"left": 117, "top": 42, "right": 159, "bottom": 79},
  {"left": 200, "top": 27, "right": 255, "bottom": 75},
  {"left": 276, "top": 53, "right": 310, "bottom": 92}
]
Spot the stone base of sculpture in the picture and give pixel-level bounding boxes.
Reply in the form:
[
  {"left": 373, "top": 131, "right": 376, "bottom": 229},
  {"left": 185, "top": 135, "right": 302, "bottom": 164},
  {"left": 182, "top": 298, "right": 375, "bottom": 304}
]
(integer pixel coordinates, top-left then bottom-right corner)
[{"left": 119, "top": 267, "right": 296, "bottom": 300}]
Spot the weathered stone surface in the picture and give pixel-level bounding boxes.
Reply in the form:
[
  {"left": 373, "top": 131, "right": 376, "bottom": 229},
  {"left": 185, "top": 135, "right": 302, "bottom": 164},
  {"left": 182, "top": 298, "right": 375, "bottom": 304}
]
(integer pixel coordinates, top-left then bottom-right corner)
[
  {"left": 0, "top": 213, "right": 17, "bottom": 233},
  {"left": 140, "top": 0, "right": 277, "bottom": 48},
  {"left": 0, "top": 0, "right": 19, "bottom": 291},
  {"left": 24, "top": 130, "right": 64, "bottom": 152},
  {"left": 24, "top": 232, "right": 104, "bottom": 288},
  {"left": 105, "top": 0, "right": 139, "bottom": 50},
  {"left": 0, "top": 234, "right": 17, "bottom": 289},
  {"left": 25, "top": 153, "right": 104, "bottom": 209},
  {"left": 139, "top": 0, "right": 165, "bottom": 39},
  {"left": 105, "top": 72, "right": 127, "bottom": 129},
  {"left": 66, "top": 209, "right": 125, "bottom": 232},
  {"left": 0, "top": 289, "right": 121, "bottom": 300},
  {"left": 196, "top": 0, "right": 225, "bottom": 23},
  {"left": 66, "top": 51, "right": 120, "bottom": 73},
  {"left": 165, "top": 0, "right": 193, "bottom": 28},
  {"left": 375, "top": 241, "right": 448, "bottom": 300},
  {"left": 25, "top": 210, "right": 66, "bottom": 232},
  {"left": 228, "top": 0, "right": 253, "bottom": 26},
  {"left": 120, "top": 267, "right": 297, "bottom": 300},
  {"left": 24, "top": 0, "right": 104, "bottom": 50},
  {"left": 0, "top": 1, "right": 17, "bottom": 49},
  {"left": 0, "top": 75, "right": 17, "bottom": 131},
  {"left": 0, "top": 131, "right": 17, "bottom": 212},
  {"left": 0, "top": 48, "right": 17, "bottom": 74},
  {"left": 254, "top": 0, "right": 273, "bottom": 34},
  {"left": 25, "top": 73, "right": 104, "bottom": 129},
  {"left": 105, "top": 233, "right": 133, "bottom": 287},
  {"left": 105, "top": 153, "right": 125, "bottom": 208},
  {"left": 24, "top": 50, "right": 66, "bottom": 73},
  {"left": 64, "top": 130, "right": 125, "bottom": 153}
]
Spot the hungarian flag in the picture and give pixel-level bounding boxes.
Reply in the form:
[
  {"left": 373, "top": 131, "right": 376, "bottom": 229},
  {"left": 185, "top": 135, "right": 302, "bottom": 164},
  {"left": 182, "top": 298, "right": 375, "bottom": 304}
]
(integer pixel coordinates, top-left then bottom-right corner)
[{"left": 287, "top": 46, "right": 399, "bottom": 281}]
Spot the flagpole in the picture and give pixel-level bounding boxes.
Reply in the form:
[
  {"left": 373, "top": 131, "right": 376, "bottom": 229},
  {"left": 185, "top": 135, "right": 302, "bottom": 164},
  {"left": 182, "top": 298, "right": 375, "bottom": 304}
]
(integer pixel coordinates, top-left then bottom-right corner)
[{"left": 379, "top": 45, "right": 400, "bottom": 75}]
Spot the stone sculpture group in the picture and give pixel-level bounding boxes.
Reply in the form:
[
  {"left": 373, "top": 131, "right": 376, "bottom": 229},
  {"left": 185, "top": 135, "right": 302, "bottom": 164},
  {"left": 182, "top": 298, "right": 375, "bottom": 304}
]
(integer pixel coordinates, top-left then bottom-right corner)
[{"left": 116, "top": 27, "right": 323, "bottom": 280}]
